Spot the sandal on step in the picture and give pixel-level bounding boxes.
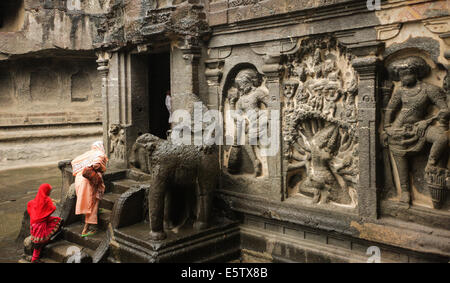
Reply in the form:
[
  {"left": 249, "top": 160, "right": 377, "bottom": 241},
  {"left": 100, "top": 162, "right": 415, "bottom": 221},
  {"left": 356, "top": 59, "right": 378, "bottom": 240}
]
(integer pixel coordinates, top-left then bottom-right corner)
[{"left": 81, "top": 230, "right": 97, "bottom": 237}]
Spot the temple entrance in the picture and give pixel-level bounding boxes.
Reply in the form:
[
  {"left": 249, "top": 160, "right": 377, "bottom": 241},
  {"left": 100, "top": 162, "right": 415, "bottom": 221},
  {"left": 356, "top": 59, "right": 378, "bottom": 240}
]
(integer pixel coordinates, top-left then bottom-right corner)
[{"left": 148, "top": 52, "right": 171, "bottom": 140}]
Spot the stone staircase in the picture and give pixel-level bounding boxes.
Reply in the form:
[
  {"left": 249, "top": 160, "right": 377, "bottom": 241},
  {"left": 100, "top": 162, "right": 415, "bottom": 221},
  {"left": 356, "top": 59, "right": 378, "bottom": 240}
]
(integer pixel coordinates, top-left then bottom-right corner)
[{"left": 20, "top": 171, "right": 149, "bottom": 263}]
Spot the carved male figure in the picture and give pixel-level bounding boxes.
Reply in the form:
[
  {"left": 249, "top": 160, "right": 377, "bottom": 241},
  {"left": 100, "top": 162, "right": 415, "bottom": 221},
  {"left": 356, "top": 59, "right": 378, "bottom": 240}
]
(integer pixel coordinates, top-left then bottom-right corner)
[
  {"left": 229, "top": 68, "right": 270, "bottom": 177},
  {"left": 383, "top": 56, "right": 449, "bottom": 205}
]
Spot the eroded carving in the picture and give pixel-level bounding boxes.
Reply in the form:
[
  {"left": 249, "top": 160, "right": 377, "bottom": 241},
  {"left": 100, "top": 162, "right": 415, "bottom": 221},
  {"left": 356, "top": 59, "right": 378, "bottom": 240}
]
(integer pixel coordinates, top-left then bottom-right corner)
[
  {"left": 382, "top": 56, "right": 449, "bottom": 209},
  {"left": 109, "top": 124, "right": 126, "bottom": 161},
  {"left": 129, "top": 133, "right": 219, "bottom": 241},
  {"left": 282, "top": 37, "right": 359, "bottom": 207}
]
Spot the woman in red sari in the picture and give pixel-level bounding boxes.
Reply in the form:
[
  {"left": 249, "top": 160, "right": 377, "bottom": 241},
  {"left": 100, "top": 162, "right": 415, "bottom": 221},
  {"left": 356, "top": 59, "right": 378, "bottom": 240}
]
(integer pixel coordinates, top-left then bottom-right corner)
[{"left": 27, "top": 183, "right": 62, "bottom": 263}]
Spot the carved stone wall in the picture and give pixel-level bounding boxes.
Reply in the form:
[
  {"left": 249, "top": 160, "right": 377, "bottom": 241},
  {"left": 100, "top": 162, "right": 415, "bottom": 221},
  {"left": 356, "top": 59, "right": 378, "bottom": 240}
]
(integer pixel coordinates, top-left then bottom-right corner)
[
  {"left": 0, "top": 57, "right": 102, "bottom": 170},
  {"left": 203, "top": 0, "right": 450, "bottom": 262},
  {"left": 0, "top": 1, "right": 107, "bottom": 170},
  {"left": 6, "top": 0, "right": 450, "bottom": 263}
]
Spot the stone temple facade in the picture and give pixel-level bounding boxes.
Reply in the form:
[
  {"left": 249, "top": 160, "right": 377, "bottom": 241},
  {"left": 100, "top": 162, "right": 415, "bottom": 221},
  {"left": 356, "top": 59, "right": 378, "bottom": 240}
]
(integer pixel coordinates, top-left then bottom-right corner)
[{"left": 11, "top": 0, "right": 450, "bottom": 262}]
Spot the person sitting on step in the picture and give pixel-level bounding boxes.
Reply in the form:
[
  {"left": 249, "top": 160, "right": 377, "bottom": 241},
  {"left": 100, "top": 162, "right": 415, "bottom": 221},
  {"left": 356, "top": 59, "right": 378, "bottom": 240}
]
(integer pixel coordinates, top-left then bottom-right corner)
[{"left": 27, "top": 183, "right": 63, "bottom": 263}]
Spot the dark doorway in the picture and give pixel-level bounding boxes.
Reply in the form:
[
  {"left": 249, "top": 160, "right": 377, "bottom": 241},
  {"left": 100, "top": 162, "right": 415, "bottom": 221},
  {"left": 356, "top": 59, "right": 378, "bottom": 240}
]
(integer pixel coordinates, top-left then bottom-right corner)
[
  {"left": 0, "top": 0, "right": 24, "bottom": 32},
  {"left": 148, "top": 52, "right": 171, "bottom": 139}
]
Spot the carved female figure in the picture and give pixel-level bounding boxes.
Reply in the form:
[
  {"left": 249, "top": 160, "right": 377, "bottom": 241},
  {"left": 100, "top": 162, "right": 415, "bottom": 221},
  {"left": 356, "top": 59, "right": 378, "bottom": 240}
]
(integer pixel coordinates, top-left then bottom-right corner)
[{"left": 383, "top": 56, "right": 449, "bottom": 206}]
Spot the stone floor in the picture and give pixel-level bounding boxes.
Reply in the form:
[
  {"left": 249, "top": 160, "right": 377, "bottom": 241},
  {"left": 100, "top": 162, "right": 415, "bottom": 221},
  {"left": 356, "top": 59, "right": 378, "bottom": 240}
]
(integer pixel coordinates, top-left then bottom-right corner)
[{"left": 0, "top": 164, "right": 61, "bottom": 262}]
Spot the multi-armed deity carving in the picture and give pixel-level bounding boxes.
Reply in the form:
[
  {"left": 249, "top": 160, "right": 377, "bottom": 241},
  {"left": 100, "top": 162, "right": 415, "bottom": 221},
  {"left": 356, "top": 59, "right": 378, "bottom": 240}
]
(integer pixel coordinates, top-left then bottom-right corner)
[
  {"left": 282, "top": 38, "right": 359, "bottom": 207},
  {"left": 382, "top": 56, "right": 449, "bottom": 209},
  {"left": 224, "top": 68, "right": 271, "bottom": 177}
]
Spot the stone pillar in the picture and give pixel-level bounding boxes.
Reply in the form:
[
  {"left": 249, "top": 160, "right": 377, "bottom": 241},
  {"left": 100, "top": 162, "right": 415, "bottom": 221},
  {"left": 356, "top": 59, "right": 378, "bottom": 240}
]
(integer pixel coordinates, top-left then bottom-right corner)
[
  {"left": 204, "top": 59, "right": 224, "bottom": 110},
  {"left": 96, "top": 51, "right": 112, "bottom": 158},
  {"left": 261, "top": 54, "right": 284, "bottom": 199},
  {"left": 180, "top": 37, "right": 202, "bottom": 95},
  {"left": 351, "top": 49, "right": 381, "bottom": 219}
]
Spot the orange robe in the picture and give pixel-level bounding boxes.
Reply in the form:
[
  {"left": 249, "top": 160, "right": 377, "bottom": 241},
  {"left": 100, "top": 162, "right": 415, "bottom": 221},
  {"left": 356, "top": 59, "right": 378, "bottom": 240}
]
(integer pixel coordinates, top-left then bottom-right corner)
[{"left": 72, "top": 148, "right": 107, "bottom": 225}]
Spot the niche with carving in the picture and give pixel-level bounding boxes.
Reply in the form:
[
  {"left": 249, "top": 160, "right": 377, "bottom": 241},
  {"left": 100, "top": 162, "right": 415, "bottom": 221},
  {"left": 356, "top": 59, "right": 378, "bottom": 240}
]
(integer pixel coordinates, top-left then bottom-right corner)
[
  {"left": 282, "top": 37, "right": 359, "bottom": 208},
  {"left": 381, "top": 53, "right": 450, "bottom": 210},
  {"left": 222, "top": 64, "right": 271, "bottom": 178}
]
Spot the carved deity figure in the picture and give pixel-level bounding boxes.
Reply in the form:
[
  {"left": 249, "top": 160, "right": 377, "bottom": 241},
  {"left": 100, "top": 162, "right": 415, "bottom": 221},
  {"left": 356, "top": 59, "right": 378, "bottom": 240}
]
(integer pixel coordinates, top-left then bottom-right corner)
[
  {"left": 283, "top": 79, "right": 300, "bottom": 109},
  {"left": 229, "top": 68, "right": 270, "bottom": 177},
  {"left": 383, "top": 56, "right": 449, "bottom": 207},
  {"left": 282, "top": 38, "right": 359, "bottom": 207},
  {"left": 109, "top": 124, "right": 126, "bottom": 161},
  {"left": 322, "top": 80, "right": 342, "bottom": 118},
  {"left": 298, "top": 124, "right": 340, "bottom": 203}
]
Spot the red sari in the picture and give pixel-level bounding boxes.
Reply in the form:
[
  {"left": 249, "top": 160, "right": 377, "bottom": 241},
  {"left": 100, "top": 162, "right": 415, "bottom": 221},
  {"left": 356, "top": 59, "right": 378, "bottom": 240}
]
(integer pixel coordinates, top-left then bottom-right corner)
[{"left": 27, "top": 184, "right": 62, "bottom": 261}]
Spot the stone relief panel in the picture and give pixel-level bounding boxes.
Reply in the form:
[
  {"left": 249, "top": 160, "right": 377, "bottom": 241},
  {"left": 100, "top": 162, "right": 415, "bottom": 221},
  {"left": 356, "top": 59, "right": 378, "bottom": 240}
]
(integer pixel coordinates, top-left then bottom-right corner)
[
  {"left": 109, "top": 124, "right": 126, "bottom": 161},
  {"left": 381, "top": 54, "right": 450, "bottom": 210},
  {"left": 282, "top": 37, "right": 359, "bottom": 208},
  {"left": 222, "top": 65, "right": 271, "bottom": 178}
]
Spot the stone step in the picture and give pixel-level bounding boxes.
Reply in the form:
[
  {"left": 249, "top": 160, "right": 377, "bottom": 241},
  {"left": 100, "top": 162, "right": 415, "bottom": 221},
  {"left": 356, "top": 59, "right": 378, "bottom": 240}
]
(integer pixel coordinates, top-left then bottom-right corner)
[
  {"left": 110, "top": 179, "right": 142, "bottom": 194},
  {"left": 42, "top": 240, "right": 95, "bottom": 263},
  {"left": 63, "top": 222, "right": 106, "bottom": 251},
  {"left": 98, "top": 208, "right": 112, "bottom": 230},
  {"left": 99, "top": 192, "right": 121, "bottom": 210},
  {"left": 19, "top": 257, "right": 59, "bottom": 263}
]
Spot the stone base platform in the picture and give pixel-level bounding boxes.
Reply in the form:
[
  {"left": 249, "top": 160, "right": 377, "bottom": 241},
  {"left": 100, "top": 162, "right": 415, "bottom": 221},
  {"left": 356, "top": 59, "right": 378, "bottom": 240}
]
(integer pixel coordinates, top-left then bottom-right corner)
[{"left": 110, "top": 220, "right": 241, "bottom": 263}]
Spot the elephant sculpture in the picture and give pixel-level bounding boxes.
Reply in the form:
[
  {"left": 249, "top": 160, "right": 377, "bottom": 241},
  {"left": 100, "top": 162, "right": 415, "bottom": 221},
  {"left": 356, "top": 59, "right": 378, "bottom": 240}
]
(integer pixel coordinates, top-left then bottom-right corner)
[{"left": 130, "top": 133, "right": 219, "bottom": 241}]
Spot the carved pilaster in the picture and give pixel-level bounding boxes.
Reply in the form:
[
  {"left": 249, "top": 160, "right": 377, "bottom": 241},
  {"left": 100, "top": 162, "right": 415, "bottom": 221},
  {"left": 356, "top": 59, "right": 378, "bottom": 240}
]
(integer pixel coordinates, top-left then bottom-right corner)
[
  {"left": 351, "top": 53, "right": 381, "bottom": 219},
  {"left": 262, "top": 54, "right": 283, "bottom": 82},
  {"left": 180, "top": 37, "right": 202, "bottom": 95},
  {"left": 205, "top": 59, "right": 224, "bottom": 110},
  {"left": 96, "top": 51, "right": 112, "bottom": 159},
  {"left": 262, "top": 54, "right": 283, "bottom": 198}
]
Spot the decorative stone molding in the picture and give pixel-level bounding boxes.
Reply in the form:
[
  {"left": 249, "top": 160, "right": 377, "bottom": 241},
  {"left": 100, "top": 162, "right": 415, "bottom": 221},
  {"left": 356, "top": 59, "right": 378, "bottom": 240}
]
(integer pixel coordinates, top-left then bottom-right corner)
[
  {"left": 262, "top": 54, "right": 283, "bottom": 81},
  {"left": 180, "top": 37, "right": 202, "bottom": 63},
  {"left": 375, "top": 24, "right": 403, "bottom": 41},
  {"left": 205, "top": 59, "right": 225, "bottom": 85},
  {"left": 423, "top": 17, "right": 450, "bottom": 35},
  {"left": 208, "top": 47, "right": 232, "bottom": 60},
  {"left": 96, "top": 51, "right": 112, "bottom": 78},
  {"left": 250, "top": 40, "right": 298, "bottom": 57},
  {"left": 96, "top": 0, "right": 210, "bottom": 51}
]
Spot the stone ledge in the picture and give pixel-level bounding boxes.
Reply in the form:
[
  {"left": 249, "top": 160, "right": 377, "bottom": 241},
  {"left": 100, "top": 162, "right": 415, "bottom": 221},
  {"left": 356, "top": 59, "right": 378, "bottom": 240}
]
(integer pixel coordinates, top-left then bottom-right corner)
[
  {"left": 0, "top": 125, "right": 102, "bottom": 142},
  {"left": 240, "top": 215, "right": 449, "bottom": 262},
  {"left": 218, "top": 190, "right": 450, "bottom": 258}
]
